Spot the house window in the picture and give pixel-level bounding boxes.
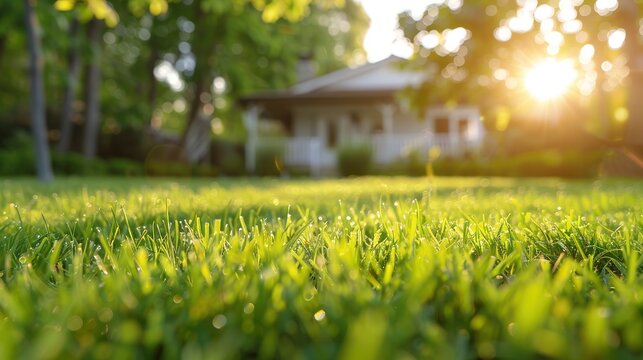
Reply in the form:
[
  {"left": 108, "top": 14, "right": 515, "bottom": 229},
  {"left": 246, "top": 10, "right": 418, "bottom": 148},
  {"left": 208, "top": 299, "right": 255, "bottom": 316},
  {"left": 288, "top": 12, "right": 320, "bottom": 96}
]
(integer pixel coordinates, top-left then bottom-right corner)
[
  {"left": 327, "top": 122, "right": 337, "bottom": 148},
  {"left": 350, "top": 112, "right": 360, "bottom": 128},
  {"left": 371, "top": 120, "right": 383, "bottom": 134},
  {"left": 434, "top": 117, "right": 449, "bottom": 134},
  {"left": 283, "top": 116, "right": 293, "bottom": 136},
  {"left": 458, "top": 119, "right": 469, "bottom": 136}
]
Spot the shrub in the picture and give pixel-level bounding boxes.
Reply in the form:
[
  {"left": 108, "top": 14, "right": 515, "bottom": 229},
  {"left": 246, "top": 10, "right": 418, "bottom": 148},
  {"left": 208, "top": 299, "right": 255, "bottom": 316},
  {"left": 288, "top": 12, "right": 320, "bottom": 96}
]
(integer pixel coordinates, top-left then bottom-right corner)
[
  {"left": 193, "top": 164, "right": 218, "bottom": 177},
  {"left": 144, "top": 161, "right": 217, "bottom": 177},
  {"left": 212, "top": 139, "right": 246, "bottom": 176},
  {"left": 337, "top": 143, "right": 372, "bottom": 177},
  {"left": 255, "top": 141, "right": 284, "bottom": 177},
  {"left": 100, "top": 126, "right": 151, "bottom": 162},
  {"left": 404, "top": 148, "right": 427, "bottom": 176},
  {"left": 106, "top": 158, "right": 144, "bottom": 176},
  {"left": 432, "top": 150, "right": 606, "bottom": 178},
  {"left": 144, "top": 161, "right": 191, "bottom": 177},
  {"left": 0, "top": 149, "right": 34, "bottom": 176},
  {"left": 0, "top": 122, "right": 29, "bottom": 149},
  {"left": 51, "top": 152, "right": 108, "bottom": 176},
  {"left": 220, "top": 153, "right": 246, "bottom": 176},
  {"left": 0, "top": 132, "right": 36, "bottom": 175}
]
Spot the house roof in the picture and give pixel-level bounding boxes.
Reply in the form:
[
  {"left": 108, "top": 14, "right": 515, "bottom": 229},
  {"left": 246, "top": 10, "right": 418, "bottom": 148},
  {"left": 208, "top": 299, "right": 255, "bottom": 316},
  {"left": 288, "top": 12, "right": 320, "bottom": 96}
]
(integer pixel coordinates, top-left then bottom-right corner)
[{"left": 239, "top": 56, "right": 426, "bottom": 107}]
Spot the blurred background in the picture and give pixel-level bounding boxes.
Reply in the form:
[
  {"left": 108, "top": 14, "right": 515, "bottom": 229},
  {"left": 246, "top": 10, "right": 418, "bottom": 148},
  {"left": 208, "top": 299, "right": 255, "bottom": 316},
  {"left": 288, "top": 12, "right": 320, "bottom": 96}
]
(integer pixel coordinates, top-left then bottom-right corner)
[{"left": 2, "top": 0, "right": 643, "bottom": 180}]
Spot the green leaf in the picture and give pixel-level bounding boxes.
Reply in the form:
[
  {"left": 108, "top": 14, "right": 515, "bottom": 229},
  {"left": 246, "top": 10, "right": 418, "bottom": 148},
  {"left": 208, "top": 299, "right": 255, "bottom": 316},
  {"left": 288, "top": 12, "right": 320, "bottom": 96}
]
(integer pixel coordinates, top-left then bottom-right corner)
[
  {"left": 261, "top": 2, "right": 284, "bottom": 23},
  {"left": 54, "top": 0, "right": 75, "bottom": 11},
  {"left": 149, "top": 0, "right": 168, "bottom": 16}
]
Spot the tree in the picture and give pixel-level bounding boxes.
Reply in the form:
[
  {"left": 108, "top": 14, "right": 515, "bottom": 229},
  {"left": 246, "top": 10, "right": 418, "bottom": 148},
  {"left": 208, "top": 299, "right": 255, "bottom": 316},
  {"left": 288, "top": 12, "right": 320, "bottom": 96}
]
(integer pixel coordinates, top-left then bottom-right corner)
[
  {"left": 58, "top": 14, "right": 80, "bottom": 153},
  {"left": 178, "top": 0, "right": 365, "bottom": 158},
  {"left": 399, "top": 0, "right": 643, "bottom": 150},
  {"left": 53, "top": 0, "right": 358, "bottom": 162},
  {"left": 24, "top": 0, "right": 54, "bottom": 181},
  {"left": 616, "top": 0, "right": 643, "bottom": 147},
  {"left": 82, "top": 18, "right": 103, "bottom": 159},
  {"left": 9, "top": 0, "right": 125, "bottom": 180},
  {"left": 0, "top": 0, "right": 366, "bottom": 177}
]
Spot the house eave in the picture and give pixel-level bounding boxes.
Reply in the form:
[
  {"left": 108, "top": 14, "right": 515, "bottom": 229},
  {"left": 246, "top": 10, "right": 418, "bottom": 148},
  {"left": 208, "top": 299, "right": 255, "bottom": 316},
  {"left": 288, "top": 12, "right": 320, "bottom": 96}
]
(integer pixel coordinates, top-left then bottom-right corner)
[{"left": 239, "top": 89, "right": 399, "bottom": 108}]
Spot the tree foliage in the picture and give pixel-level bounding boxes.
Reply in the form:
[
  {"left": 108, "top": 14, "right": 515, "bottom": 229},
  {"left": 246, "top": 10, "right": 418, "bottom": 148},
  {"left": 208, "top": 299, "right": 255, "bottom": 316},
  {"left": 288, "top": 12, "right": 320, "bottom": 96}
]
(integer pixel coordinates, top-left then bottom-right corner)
[
  {"left": 399, "top": 0, "right": 642, "bottom": 142},
  {"left": 0, "top": 0, "right": 368, "bottom": 176}
]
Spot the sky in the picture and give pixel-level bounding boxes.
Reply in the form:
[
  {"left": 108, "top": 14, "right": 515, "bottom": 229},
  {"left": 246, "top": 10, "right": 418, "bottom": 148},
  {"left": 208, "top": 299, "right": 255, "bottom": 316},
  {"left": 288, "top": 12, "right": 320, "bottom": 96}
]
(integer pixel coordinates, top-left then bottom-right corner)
[{"left": 358, "top": 0, "right": 439, "bottom": 62}]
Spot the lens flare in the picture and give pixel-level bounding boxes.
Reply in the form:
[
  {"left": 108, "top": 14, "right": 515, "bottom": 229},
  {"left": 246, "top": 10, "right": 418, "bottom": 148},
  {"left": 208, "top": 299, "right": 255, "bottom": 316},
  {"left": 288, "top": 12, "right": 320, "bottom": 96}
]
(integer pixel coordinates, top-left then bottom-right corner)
[{"left": 524, "top": 58, "right": 578, "bottom": 101}]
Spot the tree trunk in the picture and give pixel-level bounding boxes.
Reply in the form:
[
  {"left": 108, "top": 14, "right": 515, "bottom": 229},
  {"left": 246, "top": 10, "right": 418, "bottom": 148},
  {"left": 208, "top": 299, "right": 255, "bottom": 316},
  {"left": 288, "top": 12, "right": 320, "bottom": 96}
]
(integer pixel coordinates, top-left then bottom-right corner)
[
  {"left": 147, "top": 47, "right": 159, "bottom": 123},
  {"left": 179, "top": 77, "right": 210, "bottom": 163},
  {"left": 0, "top": 35, "right": 7, "bottom": 67},
  {"left": 626, "top": 63, "right": 643, "bottom": 147},
  {"left": 618, "top": 0, "right": 643, "bottom": 148},
  {"left": 593, "top": 44, "right": 611, "bottom": 137},
  {"left": 83, "top": 19, "right": 102, "bottom": 159},
  {"left": 185, "top": 78, "right": 208, "bottom": 133},
  {"left": 180, "top": 0, "right": 217, "bottom": 162},
  {"left": 24, "top": 0, "right": 54, "bottom": 182},
  {"left": 58, "top": 15, "right": 80, "bottom": 153}
]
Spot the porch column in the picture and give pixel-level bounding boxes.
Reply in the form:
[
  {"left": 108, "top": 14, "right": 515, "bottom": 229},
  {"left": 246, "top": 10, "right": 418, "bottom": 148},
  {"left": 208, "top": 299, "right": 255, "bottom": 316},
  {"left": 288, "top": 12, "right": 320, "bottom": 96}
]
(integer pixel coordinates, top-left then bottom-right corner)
[
  {"left": 379, "top": 104, "right": 394, "bottom": 163},
  {"left": 338, "top": 113, "right": 351, "bottom": 145},
  {"left": 380, "top": 104, "right": 394, "bottom": 134},
  {"left": 316, "top": 114, "right": 327, "bottom": 146},
  {"left": 358, "top": 112, "right": 370, "bottom": 134},
  {"left": 471, "top": 111, "right": 483, "bottom": 147},
  {"left": 448, "top": 111, "right": 459, "bottom": 156},
  {"left": 314, "top": 114, "right": 328, "bottom": 171},
  {"left": 310, "top": 139, "right": 321, "bottom": 178},
  {"left": 243, "top": 105, "right": 261, "bottom": 174}
]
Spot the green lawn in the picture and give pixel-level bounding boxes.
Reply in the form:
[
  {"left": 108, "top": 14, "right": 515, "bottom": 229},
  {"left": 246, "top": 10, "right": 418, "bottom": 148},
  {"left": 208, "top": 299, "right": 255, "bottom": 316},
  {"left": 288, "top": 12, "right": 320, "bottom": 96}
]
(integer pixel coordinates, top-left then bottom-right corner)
[{"left": 0, "top": 177, "right": 641, "bottom": 359}]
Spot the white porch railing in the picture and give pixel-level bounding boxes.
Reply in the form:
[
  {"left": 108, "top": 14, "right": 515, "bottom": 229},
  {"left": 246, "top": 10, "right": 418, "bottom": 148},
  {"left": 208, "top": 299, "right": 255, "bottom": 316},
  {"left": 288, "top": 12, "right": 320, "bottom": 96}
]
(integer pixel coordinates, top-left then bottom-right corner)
[
  {"left": 261, "top": 134, "right": 481, "bottom": 176},
  {"left": 370, "top": 134, "right": 479, "bottom": 163},
  {"left": 259, "top": 137, "right": 323, "bottom": 176},
  {"left": 283, "top": 137, "right": 323, "bottom": 176}
]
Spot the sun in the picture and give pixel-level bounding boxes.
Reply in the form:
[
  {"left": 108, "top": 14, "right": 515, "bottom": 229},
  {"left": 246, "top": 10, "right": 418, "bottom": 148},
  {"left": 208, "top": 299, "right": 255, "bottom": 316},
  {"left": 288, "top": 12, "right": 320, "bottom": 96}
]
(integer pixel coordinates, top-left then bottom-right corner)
[{"left": 524, "top": 58, "right": 578, "bottom": 101}]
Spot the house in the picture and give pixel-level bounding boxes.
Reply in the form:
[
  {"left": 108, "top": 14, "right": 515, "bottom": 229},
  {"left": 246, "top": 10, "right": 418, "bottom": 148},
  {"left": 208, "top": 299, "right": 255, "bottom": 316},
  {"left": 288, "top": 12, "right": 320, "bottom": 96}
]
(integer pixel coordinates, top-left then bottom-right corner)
[{"left": 240, "top": 56, "right": 485, "bottom": 176}]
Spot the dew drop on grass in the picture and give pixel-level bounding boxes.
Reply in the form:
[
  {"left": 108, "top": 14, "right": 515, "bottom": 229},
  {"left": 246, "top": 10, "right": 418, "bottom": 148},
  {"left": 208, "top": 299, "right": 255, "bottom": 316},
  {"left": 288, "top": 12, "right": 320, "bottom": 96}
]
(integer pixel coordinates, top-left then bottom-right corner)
[
  {"left": 598, "top": 307, "right": 611, "bottom": 318},
  {"left": 67, "top": 315, "right": 83, "bottom": 331},
  {"left": 314, "top": 309, "right": 326, "bottom": 321},
  {"left": 315, "top": 256, "right": 326, "bottom": 268},
  {"left": 261, "top": 267, "right": 277, "bottom": 280},
  {"left": 212, "top": 314, "right": 227, "bottom": 329},
  {"left": 172, "top": 295, "right": 183, "bottom": 304},
  {"left": 18, "top": 256, "right": 27, "bottom": 264},
  {"left": 478, "top": 342, "right": 496, "bottom": 358},
  {"left": 507, "top": 322, "right": 516, "bottom": 336},
  {"left": 304, "top": 287, "right": 317, "bottom": 301},
  {"left": 243, "top": 303, "right": 255, "bottom": 314}
]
